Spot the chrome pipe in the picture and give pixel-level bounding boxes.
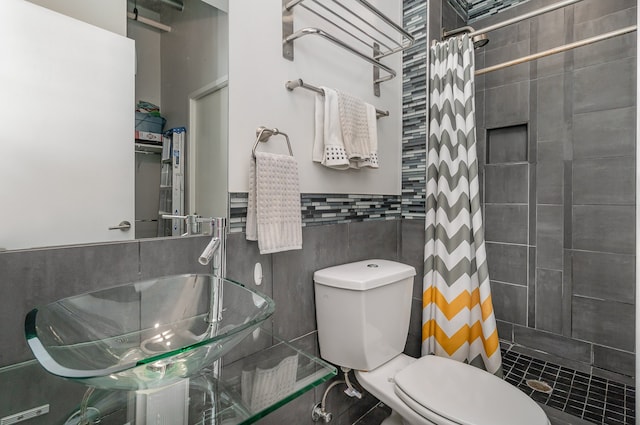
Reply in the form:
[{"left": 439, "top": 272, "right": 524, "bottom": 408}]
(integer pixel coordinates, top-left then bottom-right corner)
[
  {"left": 476, "top": 25, "right": 637, "bottom": 75},
  {"left": 467, "top": 0, "right": 585, "bottom": 38}
]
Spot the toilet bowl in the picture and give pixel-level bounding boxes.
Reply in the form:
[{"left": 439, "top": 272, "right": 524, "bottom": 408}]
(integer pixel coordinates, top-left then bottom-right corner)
[{"left": 314, "top": 260, "right": 550, "bottom": 425}]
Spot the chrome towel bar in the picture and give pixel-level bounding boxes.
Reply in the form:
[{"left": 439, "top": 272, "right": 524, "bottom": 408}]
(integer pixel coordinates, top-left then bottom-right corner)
[{"left": 285, "top": 79, "right": 389, "bottom": 118}]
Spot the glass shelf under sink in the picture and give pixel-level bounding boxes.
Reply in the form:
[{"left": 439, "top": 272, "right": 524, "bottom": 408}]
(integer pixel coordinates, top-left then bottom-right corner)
[{"left": 3, "top": 326, "right": 336, "bottom": 425}]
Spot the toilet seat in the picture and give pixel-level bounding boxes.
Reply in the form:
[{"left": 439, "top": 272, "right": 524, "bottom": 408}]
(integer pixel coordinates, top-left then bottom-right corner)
[{"left": 394, "top": 355, "right": 550, "bottom": 425}]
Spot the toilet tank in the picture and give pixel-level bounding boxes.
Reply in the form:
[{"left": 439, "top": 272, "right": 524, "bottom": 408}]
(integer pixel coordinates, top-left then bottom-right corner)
[{"left": 314, "top": 259, "right": 416, "bottom": 371}]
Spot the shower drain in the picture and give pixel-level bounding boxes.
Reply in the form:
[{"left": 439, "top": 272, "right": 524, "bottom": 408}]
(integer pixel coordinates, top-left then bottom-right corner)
[{"left": 526, "top": 379, "right": 553, "bottom": 394}]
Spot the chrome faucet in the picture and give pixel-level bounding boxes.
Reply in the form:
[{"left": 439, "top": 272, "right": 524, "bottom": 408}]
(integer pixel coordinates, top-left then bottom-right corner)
[
  {"left": 198, "top": 217, "right": 227, "bottom": 279},
  {"left": 161, "top": 214, "right": 227, "bottom": 278}
]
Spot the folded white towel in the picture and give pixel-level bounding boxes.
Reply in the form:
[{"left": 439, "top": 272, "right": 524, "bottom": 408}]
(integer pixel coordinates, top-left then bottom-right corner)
[
  {"left": 246, "top": 152, "right": 302, "bottom": 254},
  {"left": 312, "top": 87, "right": 378, "bottom": 170}
]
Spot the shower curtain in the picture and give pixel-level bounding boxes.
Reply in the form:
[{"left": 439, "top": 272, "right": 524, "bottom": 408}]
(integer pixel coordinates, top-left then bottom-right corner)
[{"left": 422, "top": 35, "right": 502, "bottom": 375}]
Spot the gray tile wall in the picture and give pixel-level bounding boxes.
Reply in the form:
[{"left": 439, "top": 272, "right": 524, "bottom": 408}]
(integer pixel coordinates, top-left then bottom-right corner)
[
  {"left": 0, "top": 220, "right": 407, "bottom": 424},
  {"left": 475, "top": 0, "right": 636, "bottom": 379}
]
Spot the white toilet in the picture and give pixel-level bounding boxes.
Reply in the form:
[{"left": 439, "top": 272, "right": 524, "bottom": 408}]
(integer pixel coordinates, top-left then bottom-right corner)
[{"left": 314, "top": 259, "right": 550, "bottom": 425}]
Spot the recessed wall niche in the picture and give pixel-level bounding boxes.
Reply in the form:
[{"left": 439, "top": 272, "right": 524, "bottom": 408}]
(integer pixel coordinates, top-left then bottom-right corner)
[{"left": 486, "top": 124, "right": 528, "bottom": 164}]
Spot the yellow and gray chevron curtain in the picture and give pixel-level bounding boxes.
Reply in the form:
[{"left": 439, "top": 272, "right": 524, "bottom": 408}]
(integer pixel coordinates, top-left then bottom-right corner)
[{"left": 422, "top": 35, "right": 502, "bottom": 375}]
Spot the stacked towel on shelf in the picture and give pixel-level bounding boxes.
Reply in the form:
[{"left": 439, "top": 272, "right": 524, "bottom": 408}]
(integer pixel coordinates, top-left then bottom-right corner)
[
  {"left": 246, "top": 151, "right": 302, "bottom": 254},
  {"left": 313, "top": 87, "right": 379, "bottom": 170}
]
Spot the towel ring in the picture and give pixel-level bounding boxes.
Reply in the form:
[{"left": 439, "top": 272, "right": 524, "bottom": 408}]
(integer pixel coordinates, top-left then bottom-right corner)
[{"left": 252, "top": 126, "right": 294, "bottom": 158}]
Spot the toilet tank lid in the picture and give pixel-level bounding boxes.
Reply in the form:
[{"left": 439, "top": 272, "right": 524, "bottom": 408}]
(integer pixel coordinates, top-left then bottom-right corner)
[{"left": 314, "top": 260, "right": 416, "bottom": 291}]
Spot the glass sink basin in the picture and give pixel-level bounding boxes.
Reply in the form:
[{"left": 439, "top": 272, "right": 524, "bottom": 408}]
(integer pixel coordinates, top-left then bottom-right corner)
[{"left": 25, "top": 274, "right": 275, "bottom": 391}]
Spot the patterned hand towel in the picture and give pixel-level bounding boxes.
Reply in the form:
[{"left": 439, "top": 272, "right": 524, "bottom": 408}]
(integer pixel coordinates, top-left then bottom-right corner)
[
  {"left": 246, "top": 152, "right": 302, "bottom": 254},
  {"left": 313, "top": 87, "right": 350, "bottom": 169},
  {"left": 312, "top": 87, "right": 378, "bottom": 169}
]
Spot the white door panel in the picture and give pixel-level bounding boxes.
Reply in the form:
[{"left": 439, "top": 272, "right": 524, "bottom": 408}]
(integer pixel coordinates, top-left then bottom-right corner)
[{"left": 0, "top": 0, "right": 135, "bottom": 250}]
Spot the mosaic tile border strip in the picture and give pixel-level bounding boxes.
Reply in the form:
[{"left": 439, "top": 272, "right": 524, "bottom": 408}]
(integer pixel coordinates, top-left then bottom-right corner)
[
  {"left": 501, "top": 347, "right": 636, "bottom": 425},
  {"left": 447, "top": 0, "right": 533, "bottom": 23},
  {"left": 468, "top": 0, "right": 531, "bottom": 22},
  {"left": 402, "top": 0, "right": 428, "bottom": 220},
  {"left": 229, "top": 193, "right": 401, "bottom": 233}
]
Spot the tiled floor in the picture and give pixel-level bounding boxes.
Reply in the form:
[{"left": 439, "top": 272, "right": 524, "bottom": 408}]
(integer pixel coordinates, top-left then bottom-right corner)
[
  {"left": 501, "top": 348, "right": 635, "bottom": 425},
  {"left": 355, "top": 350, "right": 636, "bottom": 425}
]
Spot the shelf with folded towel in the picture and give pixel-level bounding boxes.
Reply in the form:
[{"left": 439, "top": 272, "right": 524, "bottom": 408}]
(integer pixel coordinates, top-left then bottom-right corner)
[
  {"left": 286, "top": 79, "right": 389, "bottom": 118},
  {"left": 282, "top": 0, "right": 413, "bottom": 96}
]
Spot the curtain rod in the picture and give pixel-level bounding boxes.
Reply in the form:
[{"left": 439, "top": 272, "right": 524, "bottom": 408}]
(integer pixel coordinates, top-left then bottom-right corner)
[
  {"left": 448, "top": 0, "right": 586, "bottom": 38},
  {"left": 476, "top": 25, "right": 637, "bottom": 75},
  {"left": 468, "top": 0, "right": 585, "bottom": 37}
]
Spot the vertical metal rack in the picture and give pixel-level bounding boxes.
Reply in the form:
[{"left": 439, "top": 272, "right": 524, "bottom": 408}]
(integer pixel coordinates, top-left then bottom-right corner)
[{"left": 282, "top": 0, "right": 414, "bottom": 96}]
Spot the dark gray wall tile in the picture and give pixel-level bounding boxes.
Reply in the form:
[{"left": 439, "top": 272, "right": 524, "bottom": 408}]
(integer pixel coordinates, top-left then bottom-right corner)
[
  {"left": 572, "top": 296, "right": 635, "bottom": 352},
  {"left": 348, "top": 220, "right": 399, "bottom": 263},
  {"left": 574, "top": 10, "right": 636, "bottom": 69},
  {"left": 562, "top": 250, "right": 573, "bottom": 338},
  {"left": 442, "top": 0, "right": 464, "bottom": 32},
  {"left": 513, "top": 326, "right": 592, "bottom": 364},
  {"left": 573, "top": 0, "right": 637, "bottom": 25},
  {"left": 484, "top": 39, "right": 530, "bottom": 89},
  {"left": 593, "top": 345, "right": 635, "bottom": 377},
  {"left": 428, "top": 0, "right": 443, "bottom": 42},
  {"left": 139, "top": 236, "right": 210, "bottom": 278},
  {"left": 485, "top": 204, "right": 529, "bottom": 244},
  {"left": 485, "top": 242, "right": 528, "bottom": 285},
  {"left": 400, "top": 219, "right": 425, "bottom": 299},
  {"left": 485, "top": 164, "right": 529, "bottom": 204},
  {"left": 485, "top": 81, "right": 530, "bottom": 128},
  {"left": 573, "top": 107, "right": 637, "bottom": 160},
  {"left": 528, "top": 247, "right": 536, "bottom": 327},
  {"left": 571, "top": 250, "right": 635, "bottom": 304},
  {"left": 490, "top": 281, "right": 527, "bottom": 325},
  {"left": 537, "top": 73, "right": 572, "bottom": 145},
  {"left": 226, "top": 233, "right": 273, "bottom": 299},
  {"left": 536, "top": 141, "right": 564, "bottom": 205},
  {"left": 572, "top": 205, "right": 635, "bottom": 254},
  {"left": 534, "top": 8, "right": 567, "bottom": 78},
  {"left": 573, "top": 57, "right": 636, "bottom": 114},
  {"left": 591, "top": 366, "right": 636, "bottom": 386},
  {"left": 271, "top": 224, "right": 349, "bottom": 341},
  {"left": 508, "top": 341, "right": 592, "bottom": 376},
  {"left": 573, "top": 156, "right": 635, "bottom": 205},
  {"left": 536, "top": 205, "right": 563, "bottom": 270},
  {"left": 496, "top": 319, "right": 514, "bottom": 342},
  {"left": 408, "top": 297, "right": 422, "bottom": 340},
  {"left": 0, "top": 242, "right": 140, "bottom": 367},
  {"left": 404, "top": 331, "right": 422, "bottom": 358},
  {"left": 46, "top": 242, "right": 141, "bottom": 294},
  {"left": 487, "top": 124, "right": 528, "bottom": 164},
  {"left": 481, "top": 20, "right": 530, "bottom": 50},
  {"left": 536, "top": 268, "right": 563, "bottom": 333},
  {"left": 475, "top": 90, "right": 485, "bottom": 129}
]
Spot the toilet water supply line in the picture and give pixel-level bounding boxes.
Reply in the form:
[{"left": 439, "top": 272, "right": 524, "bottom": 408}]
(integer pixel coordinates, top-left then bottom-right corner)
[{"left": 312, "top": 368, "right": 362, "bottom": 423}]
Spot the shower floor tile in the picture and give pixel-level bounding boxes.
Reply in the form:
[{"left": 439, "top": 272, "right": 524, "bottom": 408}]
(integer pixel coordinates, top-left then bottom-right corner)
[{"left": 501, "top": 347, "right": 636, "bottom": 425}]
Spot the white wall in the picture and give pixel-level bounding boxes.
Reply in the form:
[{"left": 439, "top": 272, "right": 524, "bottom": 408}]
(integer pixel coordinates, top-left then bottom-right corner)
[
  {"left": 228, "top": 0, "right": 403, "bottom": 195},
  {"left": 27, "top": 0, "right": 126, "bottom": 35}
]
